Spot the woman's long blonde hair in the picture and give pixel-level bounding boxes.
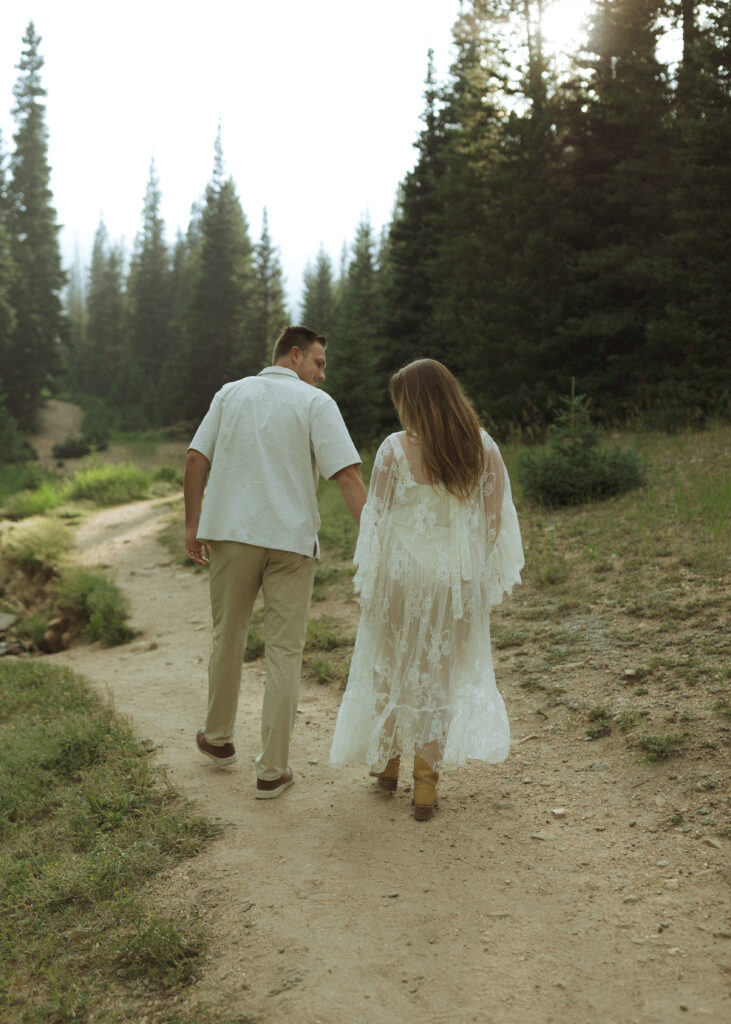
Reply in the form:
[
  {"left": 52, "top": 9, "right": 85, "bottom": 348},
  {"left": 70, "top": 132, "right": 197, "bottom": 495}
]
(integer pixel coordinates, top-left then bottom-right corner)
[{"left": 389, "top": 359, "right": 483, "bottom": 499}]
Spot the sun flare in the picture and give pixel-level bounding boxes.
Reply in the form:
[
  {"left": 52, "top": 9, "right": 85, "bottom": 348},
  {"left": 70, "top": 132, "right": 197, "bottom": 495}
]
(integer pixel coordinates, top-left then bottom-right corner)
[{"left": 541, "top": 0, "right": 593, "bottom": 51}]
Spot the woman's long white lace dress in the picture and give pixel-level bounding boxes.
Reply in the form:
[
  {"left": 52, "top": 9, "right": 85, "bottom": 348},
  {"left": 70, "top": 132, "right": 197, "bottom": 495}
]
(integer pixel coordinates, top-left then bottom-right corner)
[{"left": 329, "top": 430, "right": 524, "bottom": 771}]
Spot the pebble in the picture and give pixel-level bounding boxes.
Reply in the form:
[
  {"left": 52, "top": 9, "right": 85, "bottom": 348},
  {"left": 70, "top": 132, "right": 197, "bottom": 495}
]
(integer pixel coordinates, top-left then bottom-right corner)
[
  {"left": 702, "top": 837, "right": 721, "bottom": 850},
  {"left": 551, "top": 807, "right": 567, "bottom": 818}
]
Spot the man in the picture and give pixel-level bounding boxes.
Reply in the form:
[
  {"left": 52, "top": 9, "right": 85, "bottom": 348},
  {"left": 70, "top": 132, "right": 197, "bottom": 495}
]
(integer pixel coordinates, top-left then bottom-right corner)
[{"left": 184, "top": 325, "right": 367, "bottom": 798}]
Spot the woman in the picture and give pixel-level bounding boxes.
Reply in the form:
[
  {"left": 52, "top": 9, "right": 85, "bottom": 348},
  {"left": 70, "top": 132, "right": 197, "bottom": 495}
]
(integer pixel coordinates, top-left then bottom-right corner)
[{"left": 329, "top": 359, "right": 524, "bottom": 820}]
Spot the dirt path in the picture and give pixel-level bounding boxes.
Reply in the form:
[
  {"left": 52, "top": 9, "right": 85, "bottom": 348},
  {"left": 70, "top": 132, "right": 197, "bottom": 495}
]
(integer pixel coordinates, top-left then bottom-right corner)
[{"left": 45, "top": 497, "right": 729, "bottom": 1024}]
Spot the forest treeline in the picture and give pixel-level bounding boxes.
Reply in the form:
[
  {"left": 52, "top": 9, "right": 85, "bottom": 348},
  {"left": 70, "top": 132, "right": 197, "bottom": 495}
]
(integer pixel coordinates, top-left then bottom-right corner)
[{"left": 0, "top": 1, "right": 729, "bottom": 453}]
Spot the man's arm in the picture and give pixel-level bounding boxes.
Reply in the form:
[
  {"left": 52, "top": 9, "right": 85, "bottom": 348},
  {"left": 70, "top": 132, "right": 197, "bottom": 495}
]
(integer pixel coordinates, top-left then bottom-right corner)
[
  {"left": 331, "top": 463, "right": 367, "bottom": 525},
  {"left": 184, "top": 448, "right": 212, "bottom": 565}
]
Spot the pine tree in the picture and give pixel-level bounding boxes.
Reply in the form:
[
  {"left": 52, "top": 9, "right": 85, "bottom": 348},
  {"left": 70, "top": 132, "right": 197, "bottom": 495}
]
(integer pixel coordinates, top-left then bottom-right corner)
[
  {"left": 0, "top": 131, "right": 17, "bottom": 385},
  {"left": 328, "top": 217, "right": 385, "bottom": 445},
  {"left": 555, "top": 0, "right": 673, "bottom": 417},
  {"left": 181, "top": 130, "right": 254, "bottom": 421},
  {"left": 645, "top": 0, "right": 731, "bottom": 423},
  {"left": 429, "top": 3, "right": 516, "bottom": 408},
  {"left": 242, "top": 208, "right": 288, "bottom": 375},
  {"left": 122, "top": 160, "right": 173, "bottom": 425},
  {"left": 300, "top": 246, "right": 338, "bottom": 336},
  {"left": 384, "top": 53, "right": 446, "bottom": 377},
  {"left": 82, "top": 220, "right": 126, "bottom": 404},
  {"left": 3, "top": 22, "right": 65, "bottom": 429}
]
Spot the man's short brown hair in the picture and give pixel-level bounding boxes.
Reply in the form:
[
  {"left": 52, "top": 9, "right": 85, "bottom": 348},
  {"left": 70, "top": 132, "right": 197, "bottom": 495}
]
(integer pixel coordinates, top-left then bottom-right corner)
[{"left": 272, "top": 325, "right": 327, "bottom": 363}]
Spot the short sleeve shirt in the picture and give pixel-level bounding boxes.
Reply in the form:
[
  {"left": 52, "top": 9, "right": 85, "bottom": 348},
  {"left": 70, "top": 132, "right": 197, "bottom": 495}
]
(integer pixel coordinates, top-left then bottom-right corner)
[{"left": 189, "top": 366, "right": 360, "bottom": 558}]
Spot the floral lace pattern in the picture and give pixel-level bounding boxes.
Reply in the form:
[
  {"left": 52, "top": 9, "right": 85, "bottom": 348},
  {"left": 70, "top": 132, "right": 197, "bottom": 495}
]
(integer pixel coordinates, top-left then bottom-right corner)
[{"left": 330, "top": 431, "right": 524, "bottom": 772}]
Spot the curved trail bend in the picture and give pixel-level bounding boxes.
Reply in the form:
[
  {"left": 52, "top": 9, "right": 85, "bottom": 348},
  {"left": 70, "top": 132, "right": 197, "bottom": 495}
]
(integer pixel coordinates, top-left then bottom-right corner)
[{"left": 48, "top": 498, "right": 727, "bottom": 1024}]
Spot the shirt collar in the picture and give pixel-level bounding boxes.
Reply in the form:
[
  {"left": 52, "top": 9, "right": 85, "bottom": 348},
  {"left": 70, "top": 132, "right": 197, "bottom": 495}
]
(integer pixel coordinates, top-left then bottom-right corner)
[{"left": 258, "top": 366, "right": 299, "bottom": 379}]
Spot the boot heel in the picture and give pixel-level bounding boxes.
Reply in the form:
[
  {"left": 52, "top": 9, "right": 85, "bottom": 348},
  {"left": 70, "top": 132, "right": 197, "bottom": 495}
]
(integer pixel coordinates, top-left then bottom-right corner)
[
  {"left": 369, "top": 756, "right": 400, "bottom": 792},
  {"left": 412, "top": 756, "right": 439, "bottom": 822}
]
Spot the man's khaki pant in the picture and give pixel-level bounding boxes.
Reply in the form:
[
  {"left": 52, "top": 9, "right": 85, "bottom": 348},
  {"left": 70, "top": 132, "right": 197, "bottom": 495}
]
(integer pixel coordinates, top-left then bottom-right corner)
[{"left": 204, "top": 541, "right": 316, "bottom": 780}]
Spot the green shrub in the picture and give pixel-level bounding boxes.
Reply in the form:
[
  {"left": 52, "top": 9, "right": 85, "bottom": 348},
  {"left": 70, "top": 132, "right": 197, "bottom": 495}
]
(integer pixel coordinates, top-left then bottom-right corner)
[
  {"left": 80, "top": 396, "right": 114, "bottom": 449},
  {"left": 305, "top": 616, "right": 348, "bottom": 651},
  {"left": 518, "top": 383, "right": 644, "bottom": 507},
  {"left": 0, "top": 397, "right": 37, "bottom": 464},
  {"left": 0, "top": 463, "right": 47, "bottom": 506},
  {"left": 152, "top": 465, "right": 183, "bottom": 486},
  {"left": 1, "top": 516, "right": 73, "bottom": 571},
  {"left": 52, "top": 435, "right": 90, "bottom": 459},
  {"left": 586, "top": 705, "right": 612, "bottom": 739},
  {"left": 15, "top": 616, "right": 49, "bottom": 649},
  {"left": 5, "top": 479, "right": 67, "bottom": 518},
  {"left": 67, "top": 463, "right": 150, "bottom": 506},
  {"left": 56, "top": 568, "right": 133, "bottom": 645},
  {"left": 639, "top": 734, "right": 685, "bottom": 762}
]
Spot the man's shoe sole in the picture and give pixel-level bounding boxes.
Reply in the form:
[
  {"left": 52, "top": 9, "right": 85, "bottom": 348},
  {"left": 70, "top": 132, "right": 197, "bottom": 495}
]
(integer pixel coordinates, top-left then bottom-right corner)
[
  {"left": 196, "top": 729, "right": 237, "bottom": 766},
  {"left": 255, "top": 774, "right": 294, "bottom": 799}
]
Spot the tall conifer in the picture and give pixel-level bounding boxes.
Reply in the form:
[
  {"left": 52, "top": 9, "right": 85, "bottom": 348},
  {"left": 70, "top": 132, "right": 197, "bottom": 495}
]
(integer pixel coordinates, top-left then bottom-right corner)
[
  {"left": 328, "top": 217, "right": 385, "bottom": 445},
  {"left": 301, "top": 247, "right": 338, "bottom": 336},
  {"left": 181, "top": 130, "right": 254, "bottom": 421},
  {"left": 242, "top": 208, "right": 288, "bottom": 375},
  {"left": 123, "top": 160, "right": 173, "bottom": 425},
  {"left": 3, "top": 22, "right": 65, "bottom": 428}
]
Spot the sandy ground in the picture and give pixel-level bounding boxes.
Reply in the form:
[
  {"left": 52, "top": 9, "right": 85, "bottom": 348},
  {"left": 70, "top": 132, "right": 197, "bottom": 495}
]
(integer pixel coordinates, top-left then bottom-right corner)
[{"left": 44, "top": 493, "right": 729, "bottom": 1024}]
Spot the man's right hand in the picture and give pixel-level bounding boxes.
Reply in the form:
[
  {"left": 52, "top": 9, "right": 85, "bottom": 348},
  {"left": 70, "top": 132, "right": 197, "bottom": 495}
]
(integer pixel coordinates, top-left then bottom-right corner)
[
  {"left": 185, "top": 526, "right": 210, "bottom": 566},
  {"left": 332, "top": 464, "right": 368, "bottom": 525}
]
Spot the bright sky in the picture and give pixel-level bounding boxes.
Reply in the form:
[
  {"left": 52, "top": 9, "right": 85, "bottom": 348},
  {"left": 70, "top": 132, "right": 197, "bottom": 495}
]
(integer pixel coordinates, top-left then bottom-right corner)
[{"left": 0, "top": 1, "right": 592, "bottom": 314}]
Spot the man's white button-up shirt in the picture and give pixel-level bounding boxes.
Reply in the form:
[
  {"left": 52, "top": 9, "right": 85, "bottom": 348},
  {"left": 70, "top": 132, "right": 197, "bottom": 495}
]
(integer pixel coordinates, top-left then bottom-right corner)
[{"left": 189, "top": 366, "right": 360, "bottom": 558}]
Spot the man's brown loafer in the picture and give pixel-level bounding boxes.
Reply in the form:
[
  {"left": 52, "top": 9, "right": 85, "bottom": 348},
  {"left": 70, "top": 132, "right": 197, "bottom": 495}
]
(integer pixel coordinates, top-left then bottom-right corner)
[
  {"left": 196, "top": 728, "right": 237, "bottom": 766},
  {"left": 255, "top": 767, "right": 294, "bottom": 799}
]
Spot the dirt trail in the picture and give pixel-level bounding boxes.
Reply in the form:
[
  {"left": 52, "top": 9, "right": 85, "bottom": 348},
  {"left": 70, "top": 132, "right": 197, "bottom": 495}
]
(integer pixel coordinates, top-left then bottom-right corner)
[{"left": 45, "top": 495, "right": 729, "bottom": 1024}]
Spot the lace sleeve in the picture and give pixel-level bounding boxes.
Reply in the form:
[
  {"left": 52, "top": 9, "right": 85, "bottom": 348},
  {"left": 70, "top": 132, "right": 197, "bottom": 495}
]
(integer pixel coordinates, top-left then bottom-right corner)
[
  {"left": 482, "top": 434, "right": 524, "bottom": 608},
  {"left": 353, "top": 437, "right": 397, "bottom": 606}
]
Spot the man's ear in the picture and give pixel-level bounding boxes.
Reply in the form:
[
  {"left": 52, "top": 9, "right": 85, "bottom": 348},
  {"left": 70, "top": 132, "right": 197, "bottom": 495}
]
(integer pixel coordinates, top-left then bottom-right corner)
[{"left": 290, "top": 345, "right": 301, "bottom": 365}]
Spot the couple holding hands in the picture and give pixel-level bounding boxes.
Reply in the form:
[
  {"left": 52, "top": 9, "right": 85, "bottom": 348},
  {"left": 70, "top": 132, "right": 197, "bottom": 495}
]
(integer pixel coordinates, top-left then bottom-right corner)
[{"left": 184, "top": 326, "right": 523, "bottom": 821}]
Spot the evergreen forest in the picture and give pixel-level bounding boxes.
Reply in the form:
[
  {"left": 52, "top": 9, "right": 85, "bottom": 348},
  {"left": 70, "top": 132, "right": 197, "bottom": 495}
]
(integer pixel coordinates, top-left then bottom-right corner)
[{"left": 0, "top": 1, "right": 729, "bottom": 451}]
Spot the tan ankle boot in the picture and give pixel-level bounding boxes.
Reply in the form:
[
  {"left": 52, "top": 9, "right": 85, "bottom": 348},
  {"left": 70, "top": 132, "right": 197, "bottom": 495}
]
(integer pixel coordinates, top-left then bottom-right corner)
[
  {"left": 413, "top": 756, "right": 439, "bottom": 821},
  {"left": 369, "top": 756, "right": 400, "bottom": 792}
]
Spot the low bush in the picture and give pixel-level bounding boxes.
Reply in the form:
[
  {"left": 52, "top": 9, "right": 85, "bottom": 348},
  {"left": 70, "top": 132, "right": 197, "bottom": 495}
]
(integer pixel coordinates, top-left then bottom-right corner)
[
  {"left": 152, "top": 464, "right": 183, "bottom": 487},
  {"left": 305, "top": 616, "right": 349, "bottom": 651},
  {"left": 52, "top": 435, "right": 90, "bottom": 459},
  {"left": 15, "top": 616, "right": 49, "bottom": 649},
  {"left": 80, "top": 396, "right": 114, "bottom": 449},
  {"left": 518, "top": 384, "right": 644, "bottom": 507},
  {"left": 56, "top": 568, "right": 133, "bottom": 645},
  {"left": 1, "top": 516, "right": 73, "bottom": 572},
  {"left": 0, "top": 398, "right": 37, "bottom": 464},
  {"left": 4, "top": 479, "right": 67, "bottom": 518},
  {"left": 66, "top": 462, "right": 150, "bottom": 506}
]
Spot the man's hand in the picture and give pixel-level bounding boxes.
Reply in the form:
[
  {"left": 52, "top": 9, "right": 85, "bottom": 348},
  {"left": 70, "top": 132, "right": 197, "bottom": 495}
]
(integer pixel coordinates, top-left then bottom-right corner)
[
  {"left": 184, "top": 449, "right": 211, "bottom": 564},
  {"left": 185, "top": 526, "right": 210, "bottom": 565},
  {"left": 331, "top": 463, "right": 367, "bottom": 524}
]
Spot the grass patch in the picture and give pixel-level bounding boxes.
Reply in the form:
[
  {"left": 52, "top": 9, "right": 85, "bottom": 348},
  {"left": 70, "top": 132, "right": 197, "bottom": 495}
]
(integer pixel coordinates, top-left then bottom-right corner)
[
  {"left": 586, "top": 705, "right": 612, "bottom": 739},
  {"left": 305, "top": 616, "right": 350, "bottom": 652},
  {"left": 56, "top": 567, "right": 134, "bottom": 646},
  {"left": 1, "top": 516, "right": 74, "bottom": 572},
  {"left": 66, "top": 462, "right": 151, "bottom": 505},
  {"left": 0, "top": 660, "right": 219, "bottom": 1021},
  {"left": 638, "top": 734, "right": 686, "bottom": 762}
]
